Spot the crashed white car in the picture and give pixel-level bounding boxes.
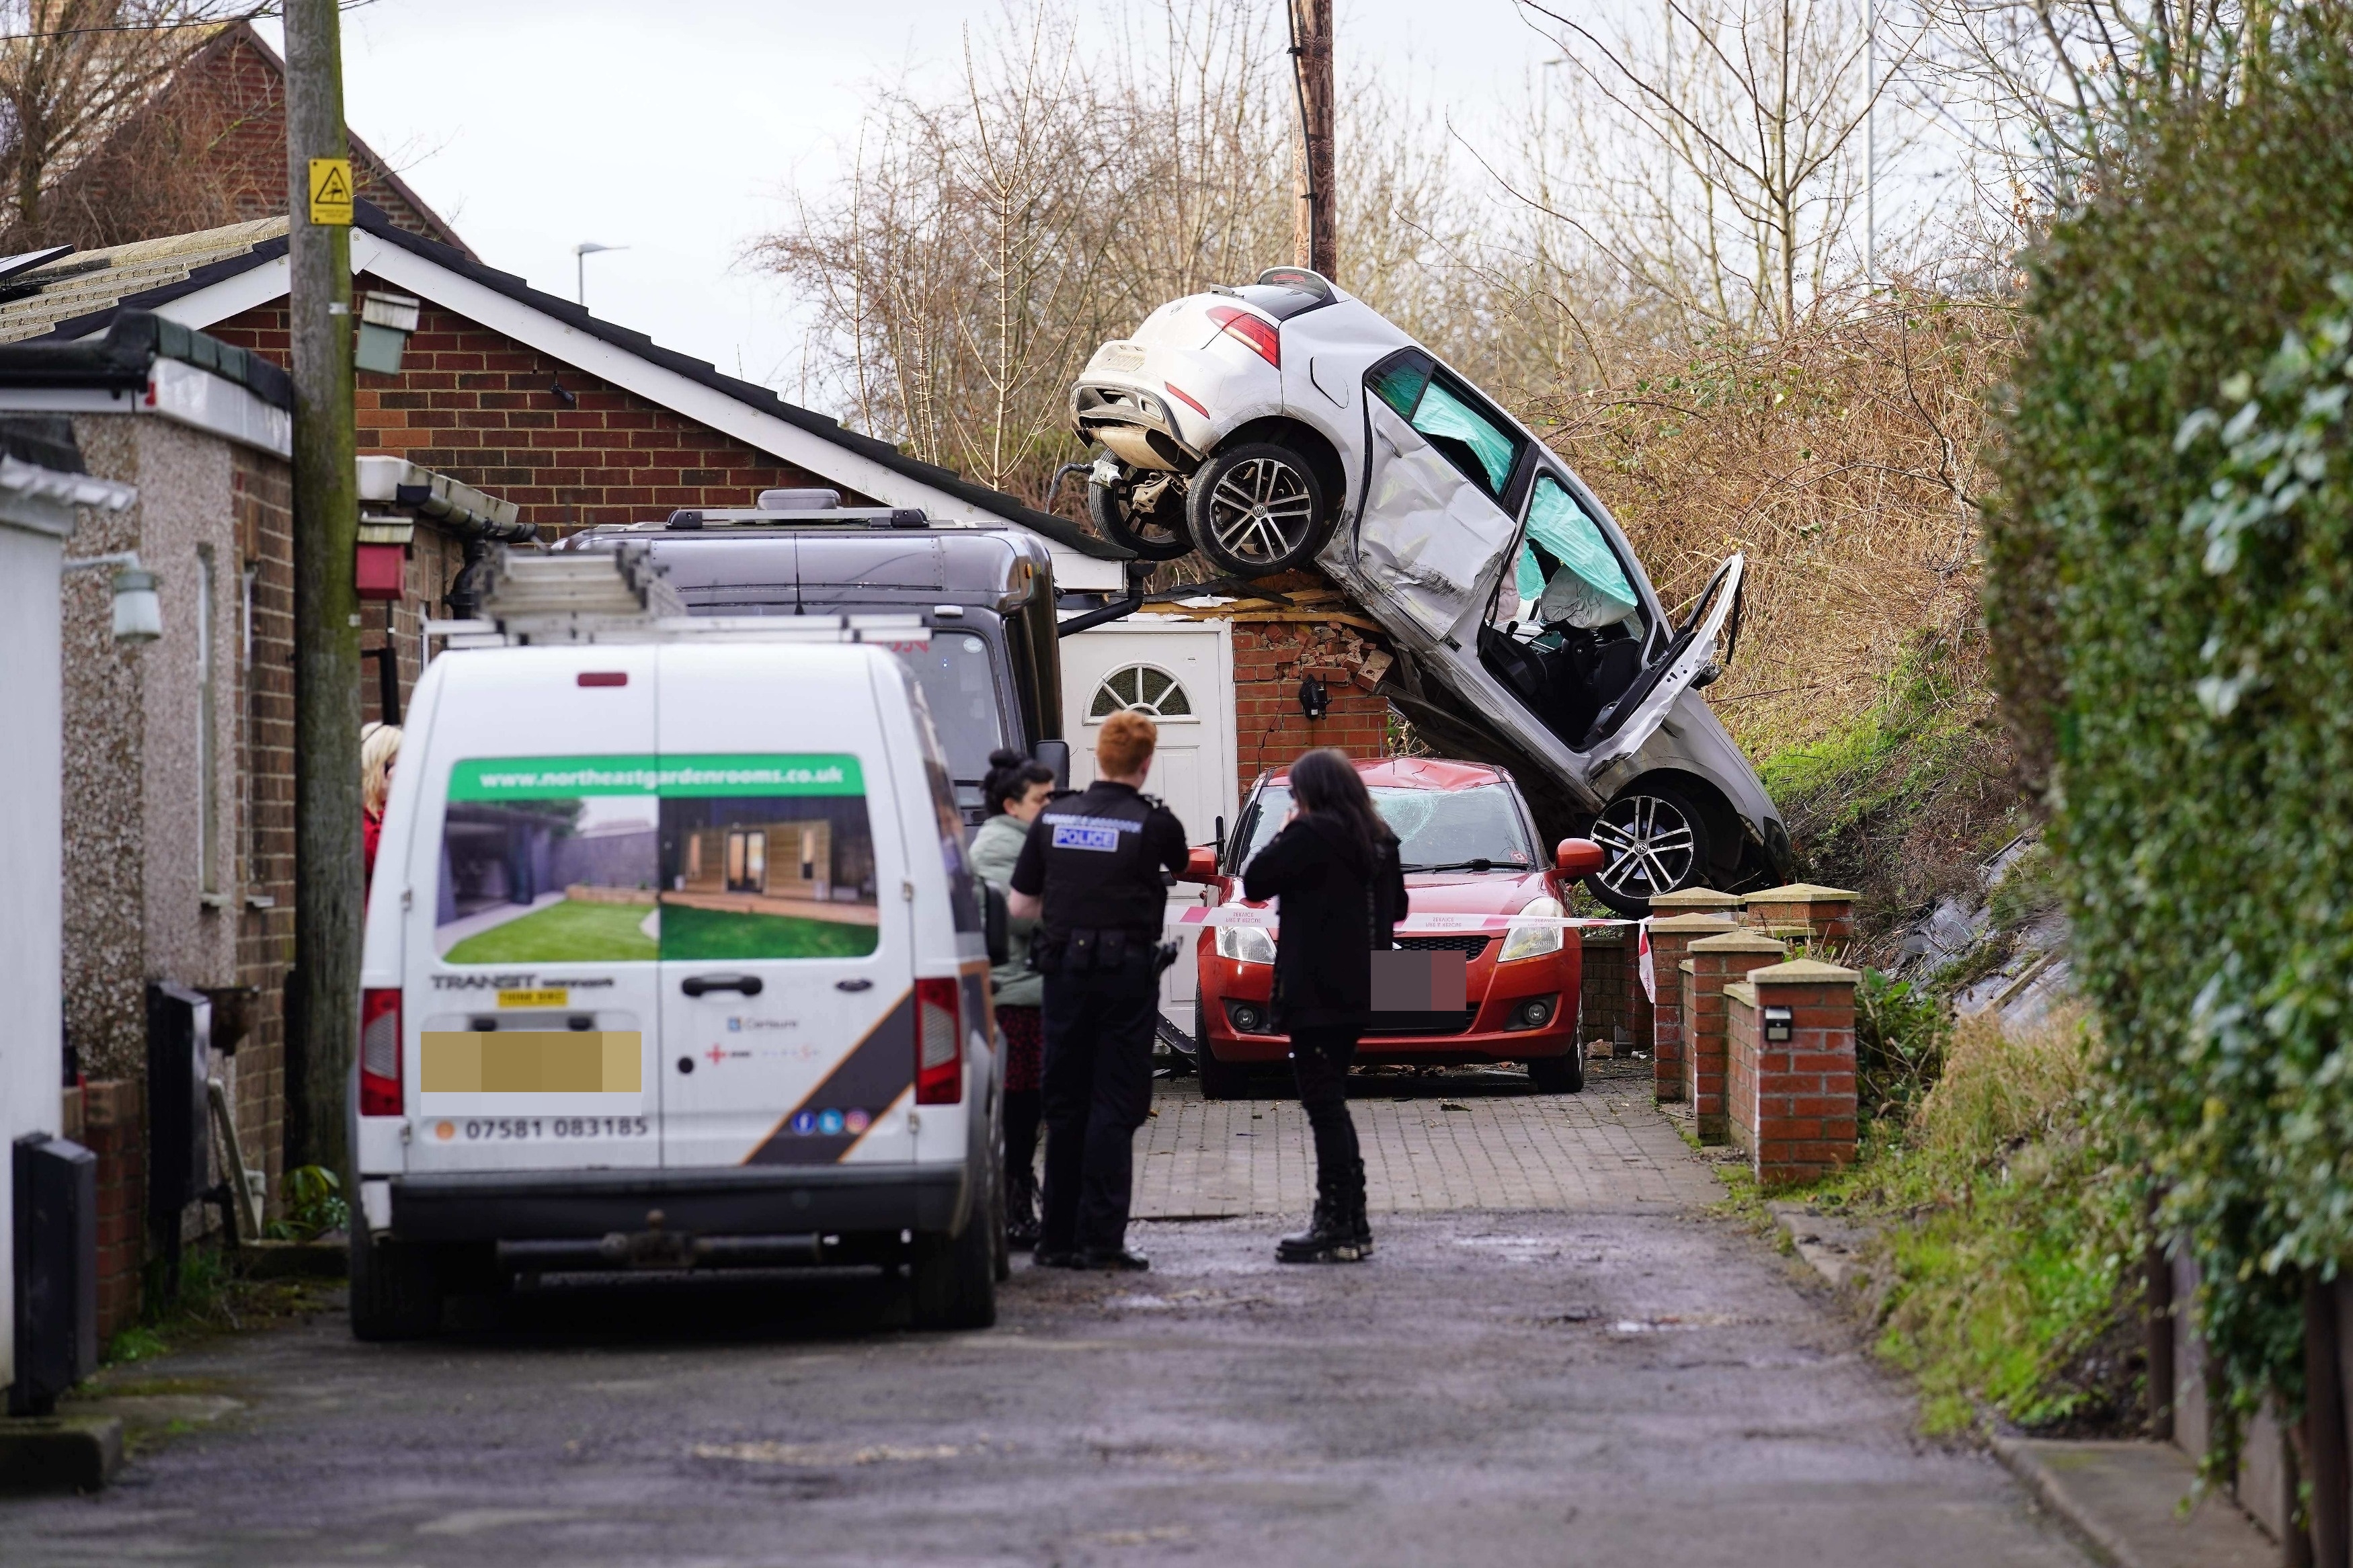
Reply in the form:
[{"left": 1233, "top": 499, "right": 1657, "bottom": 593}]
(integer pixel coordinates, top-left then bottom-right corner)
[{"left": 1070, "top": 266, "right": 1790, "bottom": 911}]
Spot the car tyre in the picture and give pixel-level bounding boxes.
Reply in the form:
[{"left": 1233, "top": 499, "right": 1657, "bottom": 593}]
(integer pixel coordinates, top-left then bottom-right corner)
[
  {"left": 987, "top": 1127, "right": 1012, "bottom": 1284},
  {"left": 1088, "top": 472, "right": 1194, "bottom": 561},
  {"left": 1197, "top": 1046, "right": 1253, "bottom": 1101},
  {"left": 1187, "top": 442, "right": 1329, "bottom": 577},
  {"left": 1527, "top": 1040, "right": 1585, "bottom": 1094},
  {"left": 910, "top": 1211, "right": 998, "bottom": 1331},
  {"left": 349, "top": 1214, "right": 446, "bottom": 1341},
  {"left": 1584, "top": 783, "right": 1714, "bottom": 917}
]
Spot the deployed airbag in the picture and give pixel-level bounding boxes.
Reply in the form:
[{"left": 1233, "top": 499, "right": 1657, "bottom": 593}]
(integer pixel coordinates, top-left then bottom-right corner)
[{"left": 1515, "top": 478, "right": 1638, "bottom": 628}]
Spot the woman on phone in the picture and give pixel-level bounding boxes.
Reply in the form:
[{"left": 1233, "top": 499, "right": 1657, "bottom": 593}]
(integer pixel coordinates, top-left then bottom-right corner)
[
  {"left": 969, "top": 747, "right": 1058, "bottom": 1249},
  {"left": 1242, "top": 748, "right": 1406, "bottom": 1263}
]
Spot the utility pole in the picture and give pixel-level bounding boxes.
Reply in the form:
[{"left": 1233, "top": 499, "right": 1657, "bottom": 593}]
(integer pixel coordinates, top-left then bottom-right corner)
[
  {"left": 284, "top": 0, "right": 361, "bottom": 1182},
  {"left": 1288, "top": 0, "right": 1335, "bottom": 280}
]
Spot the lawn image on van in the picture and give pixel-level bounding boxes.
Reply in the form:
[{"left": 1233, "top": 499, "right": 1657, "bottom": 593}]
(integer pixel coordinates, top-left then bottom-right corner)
[{"left": 435, "top": 755, "right": 881, "bottom": 964}]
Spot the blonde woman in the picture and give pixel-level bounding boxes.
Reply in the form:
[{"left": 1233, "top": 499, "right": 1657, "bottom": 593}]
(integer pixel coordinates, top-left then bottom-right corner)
[{"left": 361, "top": 721, "right": 401, "bottom": 894}]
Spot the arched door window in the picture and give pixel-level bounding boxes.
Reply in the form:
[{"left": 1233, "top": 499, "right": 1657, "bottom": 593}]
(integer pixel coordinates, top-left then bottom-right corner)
[{"left": 1088, "top": 663, "right": 1193, "bottom": 720}]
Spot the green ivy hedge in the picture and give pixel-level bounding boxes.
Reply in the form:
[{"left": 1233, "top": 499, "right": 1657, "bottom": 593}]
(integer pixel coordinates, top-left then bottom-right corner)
[{"left": 1989, "top": 17, "right": 2353, "bottom": 1447}]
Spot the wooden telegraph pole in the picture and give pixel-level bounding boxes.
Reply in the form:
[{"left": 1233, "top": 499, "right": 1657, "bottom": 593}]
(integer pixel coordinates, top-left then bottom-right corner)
[
  {"left": 283, "top": 0, "right": 362, "bottom": 1179},
  {"left": 1289, "top": 0, "right": 1336, "bottom": 279}
]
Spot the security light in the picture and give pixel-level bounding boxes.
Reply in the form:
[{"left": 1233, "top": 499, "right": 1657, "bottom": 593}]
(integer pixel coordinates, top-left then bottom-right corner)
[
  {"left": 63, "top": 551, "right": 161, "bottom": 645},
  {"left": 1298, "top": 673, "right": 1329, "bottom": 721}
]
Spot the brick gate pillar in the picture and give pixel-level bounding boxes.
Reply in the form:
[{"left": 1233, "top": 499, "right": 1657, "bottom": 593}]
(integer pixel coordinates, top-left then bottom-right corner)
[
  {"left": 1724, "top": 958, "right": 1861, "bottom": 1188},
  {"left": 1681, "top": 930, "right": 1788, "bottom": 1144},
  {"left": 81, "top": 1078, "right": 146, "bottom": 1342},
  {"left": 1741, "top": 884, "right": 1860, "bottom": 960},
  {"left": 1642, "top": 914, "right": 1740, "bottom": 1102}
]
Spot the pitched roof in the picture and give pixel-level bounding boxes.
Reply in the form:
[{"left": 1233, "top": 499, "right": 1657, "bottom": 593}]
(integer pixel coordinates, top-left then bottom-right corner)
[{"left": 0, "top": 203, "right": 1125, "bottom": 562}]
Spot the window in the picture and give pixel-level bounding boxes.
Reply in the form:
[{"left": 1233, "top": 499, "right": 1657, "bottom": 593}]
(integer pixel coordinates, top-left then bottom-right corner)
[
  {"left": 1088, "top": 663, "right": 1193, "bottom": 720},
  {"left": 1514, "top": 476, "right": 1640, "bottom": 629},
  {"left": 887, "top": 630, "right": 1004, "bottom": 790},
  {"left": 1367, "top": 349, "right": 1527, "bottom": 501}
]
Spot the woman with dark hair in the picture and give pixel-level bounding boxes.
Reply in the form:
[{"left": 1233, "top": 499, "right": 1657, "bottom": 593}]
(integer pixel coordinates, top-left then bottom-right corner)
[
  {"left": 1242, "top": 747, "right": 1406, "bottom": 1263},
  {"left": 969, "top": 746, "right": 1058, "bottom": 1248}
]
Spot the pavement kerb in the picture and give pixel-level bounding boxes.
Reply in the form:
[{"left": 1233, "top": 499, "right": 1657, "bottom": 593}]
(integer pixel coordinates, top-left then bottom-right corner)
[{"left": 1990, "top": 1436, "right": 2275, "bottom": 1568}]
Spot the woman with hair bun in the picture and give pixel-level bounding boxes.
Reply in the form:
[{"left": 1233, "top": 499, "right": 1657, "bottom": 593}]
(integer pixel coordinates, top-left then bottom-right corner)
[{"left": 969, "top": 745, "right": 1058, "bottom": 1249}]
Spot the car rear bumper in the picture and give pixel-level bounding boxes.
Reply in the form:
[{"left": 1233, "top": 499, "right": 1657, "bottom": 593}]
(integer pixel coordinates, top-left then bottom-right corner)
[{"left": 387, "top": 1163, "right": 970, "bottom": 1244}]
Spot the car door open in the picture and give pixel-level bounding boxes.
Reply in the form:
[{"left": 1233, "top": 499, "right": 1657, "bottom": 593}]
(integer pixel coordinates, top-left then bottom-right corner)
[{"left": 1581, "top": 552, "right": 1746, "bottom": 768}]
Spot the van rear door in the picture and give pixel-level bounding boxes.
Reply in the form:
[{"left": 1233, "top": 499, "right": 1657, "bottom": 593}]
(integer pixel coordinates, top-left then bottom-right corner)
[
  {"left": 403, "top": 647, "right": 663, "bottom": 1174},
  {"left": 654, "top": 644, "right": 920, "bottom": 1170}
]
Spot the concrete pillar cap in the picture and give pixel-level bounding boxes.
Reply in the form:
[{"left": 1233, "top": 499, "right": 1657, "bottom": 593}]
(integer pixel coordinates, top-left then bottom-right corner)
[
  {"left": 1688, "top": 930, "right": 1789, "bottom": 954},
  {"left": 1648, "top": 887, "right": 1745, "bottom": 911},
  {"left": 1748, "top": 957, "right": 1862, "bottom": 985},
  {"left": 1742, "top": 883, "right": 1860, "bottom": 903},
  {"left": 1647, "top": 913, "right": 1743, "bottom": 934}
]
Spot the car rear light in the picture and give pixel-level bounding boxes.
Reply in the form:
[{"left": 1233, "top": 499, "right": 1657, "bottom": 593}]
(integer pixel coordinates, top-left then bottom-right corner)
[
  {"left": 1205, "top": 304, "right": 1280, "bottom": 368},
  {"left": 1162, "top": 380, "right": 1210, "bottom": 418},
  {"left": 360, "top": 988, "right": 402, "bottom": 1116},
  {"left": 914, "top": 977, "right": 962, "bottom": 1104}
]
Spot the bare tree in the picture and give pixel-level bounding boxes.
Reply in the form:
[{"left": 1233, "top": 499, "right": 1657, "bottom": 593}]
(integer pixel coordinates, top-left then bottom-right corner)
[{"left": 0, "top": 2, "right": 253, "bottom": 245}]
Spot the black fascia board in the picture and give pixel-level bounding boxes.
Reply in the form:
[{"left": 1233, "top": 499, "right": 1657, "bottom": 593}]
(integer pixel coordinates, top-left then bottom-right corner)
[
  {"left": 0, "top": 308, "right": 292, "bottom": 409},
  {"left": 346, "top": 205, "right": 1129, "bottom": 562}
]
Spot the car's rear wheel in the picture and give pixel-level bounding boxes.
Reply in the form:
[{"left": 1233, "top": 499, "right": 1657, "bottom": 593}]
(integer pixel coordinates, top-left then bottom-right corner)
[
  {"left": 1584, "top": 783, "right": 1714, "bottom": 915},
  {"left": 910, "top": 1210, "right": 997, "bottom": 1331},
  {"left": 1527, "top": 1040, "right": 1585, "bottom": 1094},
  {"left": 1088, "top": 469, "right": 1193, "bottom": 560},
  {"left": 1187, "top": 442, "right": 1328, "bottom": 577},
  {"left": 348, "top": 1214, "right": 446, "bottom": 1341},
  {"left": 1197, "top": 1046, "right": 1254, "bottom": 1101}
]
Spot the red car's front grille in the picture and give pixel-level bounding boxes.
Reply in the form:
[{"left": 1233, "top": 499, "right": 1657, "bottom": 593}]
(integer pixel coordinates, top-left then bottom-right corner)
[
  {"left": 1362, "top": 1007, "right": 1483, "bottom": 1037},
  {"left": 1394, "top": 934, "right": 1491, "bottom": 958}
]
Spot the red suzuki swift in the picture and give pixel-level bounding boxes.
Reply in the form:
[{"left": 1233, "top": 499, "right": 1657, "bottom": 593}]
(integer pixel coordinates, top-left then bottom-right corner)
[{"left": 1190, "top": 756, "right": 1605, "bottom": 1099}]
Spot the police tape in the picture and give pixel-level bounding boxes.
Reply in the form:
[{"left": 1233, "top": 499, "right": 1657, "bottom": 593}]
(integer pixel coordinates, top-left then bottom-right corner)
[{"left": 1173, "top": 906, "right": 1626, "bottom": 934}]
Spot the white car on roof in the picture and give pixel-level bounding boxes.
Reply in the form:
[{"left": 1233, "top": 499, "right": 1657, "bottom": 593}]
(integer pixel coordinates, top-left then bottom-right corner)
[{"left": 1070, "top": 268, "right": 1789, "bottom": 911}]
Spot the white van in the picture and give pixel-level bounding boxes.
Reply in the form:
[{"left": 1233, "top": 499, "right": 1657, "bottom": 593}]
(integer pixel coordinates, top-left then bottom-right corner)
[{"left": 351, "top": 621, "right": 1004, "bottom": 1337}]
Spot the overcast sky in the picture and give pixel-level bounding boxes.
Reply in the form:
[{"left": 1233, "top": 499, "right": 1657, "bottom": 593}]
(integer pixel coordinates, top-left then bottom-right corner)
[{"left": 255, "top": 1, "right": 1546, "bottom": 416}]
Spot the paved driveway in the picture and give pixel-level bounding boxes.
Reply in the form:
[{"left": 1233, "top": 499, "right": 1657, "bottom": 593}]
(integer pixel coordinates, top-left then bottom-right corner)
[{"left": 3, "top": 1062, "right": 2088, "bottom": 1568}]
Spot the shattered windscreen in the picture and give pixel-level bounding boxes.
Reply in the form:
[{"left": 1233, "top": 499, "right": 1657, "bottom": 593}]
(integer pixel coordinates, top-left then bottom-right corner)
[
  {"left": 1239, "top": 785, "right": 1536, "bottom": 872},
  {"left": 1514, "top": 476, "right": 1640, "bottom": 629}
]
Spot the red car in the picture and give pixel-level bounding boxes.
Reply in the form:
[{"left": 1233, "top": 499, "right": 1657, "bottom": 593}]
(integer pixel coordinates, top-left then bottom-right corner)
[{"left": 1189, "top": 756, "right": 1605, "bottom": 1099}]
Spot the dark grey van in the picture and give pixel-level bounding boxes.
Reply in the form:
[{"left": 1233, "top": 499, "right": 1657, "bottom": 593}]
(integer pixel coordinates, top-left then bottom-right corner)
[{"left": 556, "top": 499, "right": 1070, "bottom": 821}]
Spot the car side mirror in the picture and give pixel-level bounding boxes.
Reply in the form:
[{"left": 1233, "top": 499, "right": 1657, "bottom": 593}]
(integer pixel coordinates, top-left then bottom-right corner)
[
  {"left": 1179, "top": 845, "right": 1220, "bottom": 884},
  {"left": 983, "top": 882, "right": 1010, "bottom": 966},
  {"left": 1033, "top": 739, "right": 1070, "bottom": 791},
  {"left": 1555, "top": 837, "right": 1605, "bottom": 876}
]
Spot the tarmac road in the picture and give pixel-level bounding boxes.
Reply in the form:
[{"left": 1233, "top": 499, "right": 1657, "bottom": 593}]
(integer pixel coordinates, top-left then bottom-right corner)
[{"left": 5, "top": 1202, "right": 2087, "bottom": 1567}]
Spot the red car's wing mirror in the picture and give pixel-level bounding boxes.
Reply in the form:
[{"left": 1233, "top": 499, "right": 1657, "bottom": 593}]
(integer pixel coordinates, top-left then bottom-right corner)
[
  {"left": 1555, "top": 837, "right": 1605, "bottom": 876},
  {"left": 1179, "top": 845, "right": 1220, "bottom": 884}
]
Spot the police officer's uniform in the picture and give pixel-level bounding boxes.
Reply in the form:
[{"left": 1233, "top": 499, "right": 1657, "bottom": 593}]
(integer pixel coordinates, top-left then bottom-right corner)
[{"left": 1008, "top": 779, "right": 1188, "bottom": 1266}]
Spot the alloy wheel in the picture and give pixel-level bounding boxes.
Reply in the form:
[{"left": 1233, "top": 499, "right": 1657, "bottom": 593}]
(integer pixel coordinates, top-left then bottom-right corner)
[
  {"left": 1204, "top": 454, "right": 1316, "bottom": 567},
  {"left": 1590, "top": 792, "right": 1700, "bottom": 901}
]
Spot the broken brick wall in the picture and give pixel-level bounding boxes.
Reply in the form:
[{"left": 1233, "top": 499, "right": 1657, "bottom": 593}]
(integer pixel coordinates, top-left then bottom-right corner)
[{"left": 1231, "top": 620, "right": 1395, "bottom": 796}]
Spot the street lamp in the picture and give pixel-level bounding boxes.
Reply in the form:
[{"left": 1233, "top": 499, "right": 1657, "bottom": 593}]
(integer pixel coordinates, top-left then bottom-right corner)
[{"left": 573, "top": 241, "right": 626, "bottom": 308}]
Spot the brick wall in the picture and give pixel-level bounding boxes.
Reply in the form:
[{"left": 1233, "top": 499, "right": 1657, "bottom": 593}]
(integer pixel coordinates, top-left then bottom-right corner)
[
  {"left": 82, "top": 1081, "right": 145, "bottom": 1344},
  {"left": 1726, "top": 960, "right": 1860, "bottom": 1188},
  {"left": 1679, "top": 930, "right": 1786, "bottom": 1144},
  {"left": 1232, "top": 622, "right": 1393, "bottom": 798},
  {"left": 233, "top": 447, "right": 294, "bottom": 1207},
  {"left": 206, "top": 293, "right": 848, "bottom": 541},
  {"left": 1741, "top": 884, "right": 1859, "bottom": 958},
  {"left": 1641, "top": 914, "right": 1738, "bottom": 1103}
]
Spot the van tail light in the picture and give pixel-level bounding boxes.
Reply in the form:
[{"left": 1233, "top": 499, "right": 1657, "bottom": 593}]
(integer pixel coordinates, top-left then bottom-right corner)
[
  {"left": 1206, "top": 304, "right": 1280, "bottom": 368},
  {"left": 360, "top": 989, "right": 403, "bottom": 1116},
  {"left": 914, "top": 977, "right": 963, "bottom": 1105}
]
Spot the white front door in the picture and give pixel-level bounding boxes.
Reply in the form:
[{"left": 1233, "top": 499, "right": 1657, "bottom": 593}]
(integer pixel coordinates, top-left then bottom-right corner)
[{"left": 1058, "top": 617, "right": 1237, "bottom": 1035}]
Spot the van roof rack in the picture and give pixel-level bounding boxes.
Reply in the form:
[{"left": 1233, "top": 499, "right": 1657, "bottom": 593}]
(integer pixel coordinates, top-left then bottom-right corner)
[
  {"left": 422, "top": 546, "right": 930, "bottom": 649},
  {"left": 648, "top": 505, "right": 944, "bottom": 531}
]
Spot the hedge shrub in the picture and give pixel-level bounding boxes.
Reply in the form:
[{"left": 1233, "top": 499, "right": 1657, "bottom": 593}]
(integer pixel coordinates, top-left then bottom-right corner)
[{"left": 1989, "top": 14, "right": 2353, "bottom": 1443}]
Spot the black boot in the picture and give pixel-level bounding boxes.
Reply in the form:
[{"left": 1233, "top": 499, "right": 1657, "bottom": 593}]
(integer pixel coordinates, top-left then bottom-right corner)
[
  {"left": 1277, "top": 1197, "right": 1364, "bottom": 1264},
  {"left": 1345, "top": 1159, "right": 1373, "bottom": 1257},
  {"left": 1005, "top": 1164, "right": 1040, "bottom": 1252}
]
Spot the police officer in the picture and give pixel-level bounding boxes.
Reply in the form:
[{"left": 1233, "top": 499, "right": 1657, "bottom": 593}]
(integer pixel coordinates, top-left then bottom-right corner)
[{"left": 1007, "top": 710, "right": 1188, "bottom": 1271}]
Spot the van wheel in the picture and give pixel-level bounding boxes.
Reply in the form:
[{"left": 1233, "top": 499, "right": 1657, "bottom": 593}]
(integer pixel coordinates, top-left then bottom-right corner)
[
  {"left": 910, "top": 1215, "right": 997, "bottom": 1331},
  {"left": 988, "top": 1138, "right": 1012, "bottom": 1284},
  {"left": 1187, "top": 443, "right": 1328, "bottom": 577},
  {"left": 1198, "top": 1048, "right": 1252, "bottom": 1101},
  {"left": 1528, "top": 1041, "right": 1585, "bottom": 1094},
  {"left": 349, "top": 1216, "right": 446, "bottom": 1341}
]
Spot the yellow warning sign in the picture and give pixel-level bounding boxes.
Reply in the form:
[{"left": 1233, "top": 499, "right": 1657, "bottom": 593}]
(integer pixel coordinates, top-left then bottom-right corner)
[{"left": 308, "top": 157, "right": 353, "bottom": 226}]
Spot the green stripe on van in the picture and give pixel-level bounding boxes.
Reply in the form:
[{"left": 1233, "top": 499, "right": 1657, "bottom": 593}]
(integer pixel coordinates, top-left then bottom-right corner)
[{"left": 449, "top": 754, "right": 865, "bottom": 800}]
